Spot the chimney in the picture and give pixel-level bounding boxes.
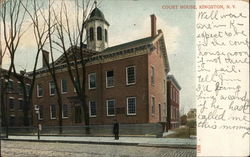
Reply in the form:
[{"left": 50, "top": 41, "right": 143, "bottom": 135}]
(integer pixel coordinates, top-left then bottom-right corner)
[
  {"left": 150, "top": 14, "right": 157, "bottom": 37},
  {"left": 42, "top": 50, "right": 49, "bottom": 68}
]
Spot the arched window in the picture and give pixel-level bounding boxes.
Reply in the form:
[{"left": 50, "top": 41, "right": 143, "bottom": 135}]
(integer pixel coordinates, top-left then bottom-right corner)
[
  {"left": 89, "top": 27, "right": 94, "bottom": 41},
  {"left": 97, "top": 27, "right": 102, "bottom": 41},
  {"left": 105, "top": 29, "right": 108, "bottom": 42}
]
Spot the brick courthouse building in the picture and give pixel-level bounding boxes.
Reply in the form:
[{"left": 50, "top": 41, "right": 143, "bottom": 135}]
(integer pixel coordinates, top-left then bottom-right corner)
[{"left": 31, "top": 7, "right": 173, "bottom": 127}]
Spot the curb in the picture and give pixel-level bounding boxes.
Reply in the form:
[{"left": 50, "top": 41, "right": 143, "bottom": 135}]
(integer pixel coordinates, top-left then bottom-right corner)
[
  {"left": 1, "top": 138, "right": 196, "bottom": 149},
  {"left": 138, "top": 143, "right": 196, "bottom": 149},
  {"left": 1, "top": 138, "right": 139, "bottom": 146}
]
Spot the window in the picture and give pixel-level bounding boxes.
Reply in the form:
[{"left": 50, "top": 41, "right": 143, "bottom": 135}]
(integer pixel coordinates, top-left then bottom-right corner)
[
  {"left": 105, "top": 29, "right": 108, "bottom": 42},
  {"left": 107, "top": 99, "right": 115, "bottom": 116},
  {"left": 106, "top": 70, "right": 114, "bottom": 88},
  {"left": 171, "top": 106, "right": 174, "bottom": 119},
  {"left": 89, "top": 27, "right": 94, "bottom": 41},
  {"left": 50, "top": 104, "right": 56, "bottom": 119},
  {"left": 18, "top": 99, "right": 23, "bottom": 110},
  {"left": 37, "top": 84, "right": 43, "bottom": 97},
  {"left": 9, "top": 98, "right": 14, "bottom": 110},
  {"left": 173, "top": 88, "right": 175, "bottom": 102},
  {"left": 89, "top": 101, "right": 96, "bottom": 117},
  {"left": 18, "top": 82, "right": 23, "bottom": 95},
  {"left": 97, "top": 26, "right": 102, "bottom": 40},
  {"left": 151, "top": 66, "right": 155, "bottom": 85},
  {"left": 26, "top": 84, "right": 31, "bottom": 96},
  {"left": 88, "top": 73, "right": 96, "bottom": 89},
  {"left": 176, "top": 91, "right": 178, "bottom": 103},
  {"left": 152, "top": 96, "right": 155, "bottom": 114},
  {"left": 163, "top": 80, "right": 166, "bottom": 94},
  {"left": 126, "top": 66, "right": 136, "bottom": 85},
  {"left": 49, "top": 80, "right": 56, "bottom": 95},
  {"left": 62, "top": 104, "right": 68, "bottom": 118},
  {"left": 127, "top": 97, "right": 136, "bottom": 115},
  {"left": 8, "top": 80, "right": 13, "bottom": 92},
  {"left": 171, "top": 85, "right": 173, "bottom": 100},
  {"left": 61, "top": 79, "right": 68, "bottom": 93},
  {"left": 176, "top": 92, "right": 178, "bottom": 103},
  {"left": 73, "top": 77, "right": 80, "bottom": 92},
  {"left": 176, "top": 108, "right": 179, "bottom": 119},
  {"left": 39, "top": 105, "right": 44, "bottom": 120}
]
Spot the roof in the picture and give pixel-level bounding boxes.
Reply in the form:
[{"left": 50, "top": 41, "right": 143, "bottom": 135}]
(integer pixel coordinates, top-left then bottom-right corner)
[
  {"left": 167, "top": 75, "right": 181, "bottom": 90},
  {"left": 102, "top": 36, "right": 155, "bottom": 54},
  {"left": 87, "top": 7, "right": 109, "bottom": 26},
  {"left": 0, "top": 68, "right": 30, "bottom": 80},
  {"left": 32, "top": 32, "right": 170, "bottom": 76},
  {"left": 90, "top": 8, "right": 105, "bottom": 19}
]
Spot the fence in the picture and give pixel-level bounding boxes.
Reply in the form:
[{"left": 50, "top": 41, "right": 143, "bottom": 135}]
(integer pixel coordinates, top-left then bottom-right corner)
[{"left": 0, "top": 123, "right": 166, "bottom": 137}]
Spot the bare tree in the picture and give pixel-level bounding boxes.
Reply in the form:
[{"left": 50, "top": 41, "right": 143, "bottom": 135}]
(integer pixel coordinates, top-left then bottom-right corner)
[
  {"left": 22, "top": 0, "right": 65, "bottom": 133},
  {"left": 0, "top": 0, "right": 31, "bottom": 128},
  {"left": 53, "top": 0, "right": 95, "bottom": 133}
]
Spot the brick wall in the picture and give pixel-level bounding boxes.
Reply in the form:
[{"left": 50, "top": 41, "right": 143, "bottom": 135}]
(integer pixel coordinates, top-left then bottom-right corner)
[
  {"left": 33, "top": 54, "right": 151, "bottom": 126},
  {"left": 167, "top": 80, "right": 180, "bottom": 129},
  {"left": 148, "top": 41, "right": 168, "bottom": 123}
]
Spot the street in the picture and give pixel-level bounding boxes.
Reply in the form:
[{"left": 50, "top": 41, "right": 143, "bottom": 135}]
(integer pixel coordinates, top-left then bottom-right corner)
[{"left": 1, "top": 141, "right": 196, "bottom": 157}]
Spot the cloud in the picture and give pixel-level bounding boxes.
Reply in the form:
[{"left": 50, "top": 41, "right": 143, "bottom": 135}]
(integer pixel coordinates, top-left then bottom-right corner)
[{"left": 109, "top": 16, "right": 180, "bottom": 54}]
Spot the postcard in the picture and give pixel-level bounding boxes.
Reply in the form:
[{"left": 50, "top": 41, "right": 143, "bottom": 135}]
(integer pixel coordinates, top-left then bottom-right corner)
[{"left": 0, "top": 0, "right": 249, "bottom": 156}]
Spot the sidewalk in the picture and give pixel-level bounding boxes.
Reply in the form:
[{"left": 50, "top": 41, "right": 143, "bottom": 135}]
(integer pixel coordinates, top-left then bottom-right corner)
[{"left": 1, "top": 135, "right": 196, "bottom": 149}]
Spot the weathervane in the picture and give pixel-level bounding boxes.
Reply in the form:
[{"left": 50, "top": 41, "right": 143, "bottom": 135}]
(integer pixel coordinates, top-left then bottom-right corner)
[{"left": 94, "top": 0, "right": 97, "bottom": 8}]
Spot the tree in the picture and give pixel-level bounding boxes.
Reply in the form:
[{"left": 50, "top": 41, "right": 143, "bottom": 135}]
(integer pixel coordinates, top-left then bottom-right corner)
[
  {"left": 0, "top": 0, "right": 31, "bottom": 127},
  {"left": 52, "top": 0, "right": 95, "bottom": 133},
  {"left": 21, "top": 0, "right": 65, "bottom": 133},
  {"left": 180, "top": 114, "right": 187, "bottom": 125}
]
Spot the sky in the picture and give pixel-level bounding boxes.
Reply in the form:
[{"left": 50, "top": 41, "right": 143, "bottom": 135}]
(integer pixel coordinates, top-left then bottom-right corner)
[{"left": 1, "top": 0, "right": 196, "bottom": 114}]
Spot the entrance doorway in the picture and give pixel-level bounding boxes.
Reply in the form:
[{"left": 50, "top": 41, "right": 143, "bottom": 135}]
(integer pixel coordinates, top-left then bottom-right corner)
[{"left": 75, "top": 106, "right": 82, "bottom": 123}]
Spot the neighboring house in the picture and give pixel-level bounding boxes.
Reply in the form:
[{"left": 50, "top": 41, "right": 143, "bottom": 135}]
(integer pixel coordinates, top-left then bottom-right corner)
[
  {"left": 0, "top": 68, "right": 32, "bottom": 127},
  {"left": 167, "top": 75, "right": 181, "bottom": 129},
  {"left": 187, "top": 108, "right": 196, "bottom": 120},
  {"left": 31, "top": 6, "right": 170, "bottom": 127}
]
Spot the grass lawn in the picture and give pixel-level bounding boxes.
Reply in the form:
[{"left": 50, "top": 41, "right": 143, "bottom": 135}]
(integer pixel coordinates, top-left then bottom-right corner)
[{"left": 166, "top": 127, "right": 196, "bottom": 138}]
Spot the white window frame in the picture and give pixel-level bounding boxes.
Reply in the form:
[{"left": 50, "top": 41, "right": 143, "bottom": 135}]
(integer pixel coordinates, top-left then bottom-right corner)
[
  {"left": 106, "top": 70, "right": 114, "bottom": 88},
  {"left": 127, "top": 97, "right": 136, "bottom": 116},
  {"left": 88, "top": 73, "right": 96, "bottom": 90},
  {"left": 37, "top": 84, "right": 43, "bottom": 98},
  {"left": 62, "top": 104, "right": 68, "bottom": 118},
  {"left": 49, "top": 80, "right": 56, "bottom": 96},
  {"left": 126, "top": 66, "right": 136, "bottom": 85},
  {"left": 50, "top": 104, "right": 56, "bottom": 119},
  {"left": 106, "top": 99, "right": 115, "bottom": 116},
  {"left": 61, "top": 79, "right": 68, "bottom": 94},
  {"left": 89, "top": 101, "right": 97, "bottom": 117},
  {"left": 38, "top": 105, "right": 43, "bottom": 120}
]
